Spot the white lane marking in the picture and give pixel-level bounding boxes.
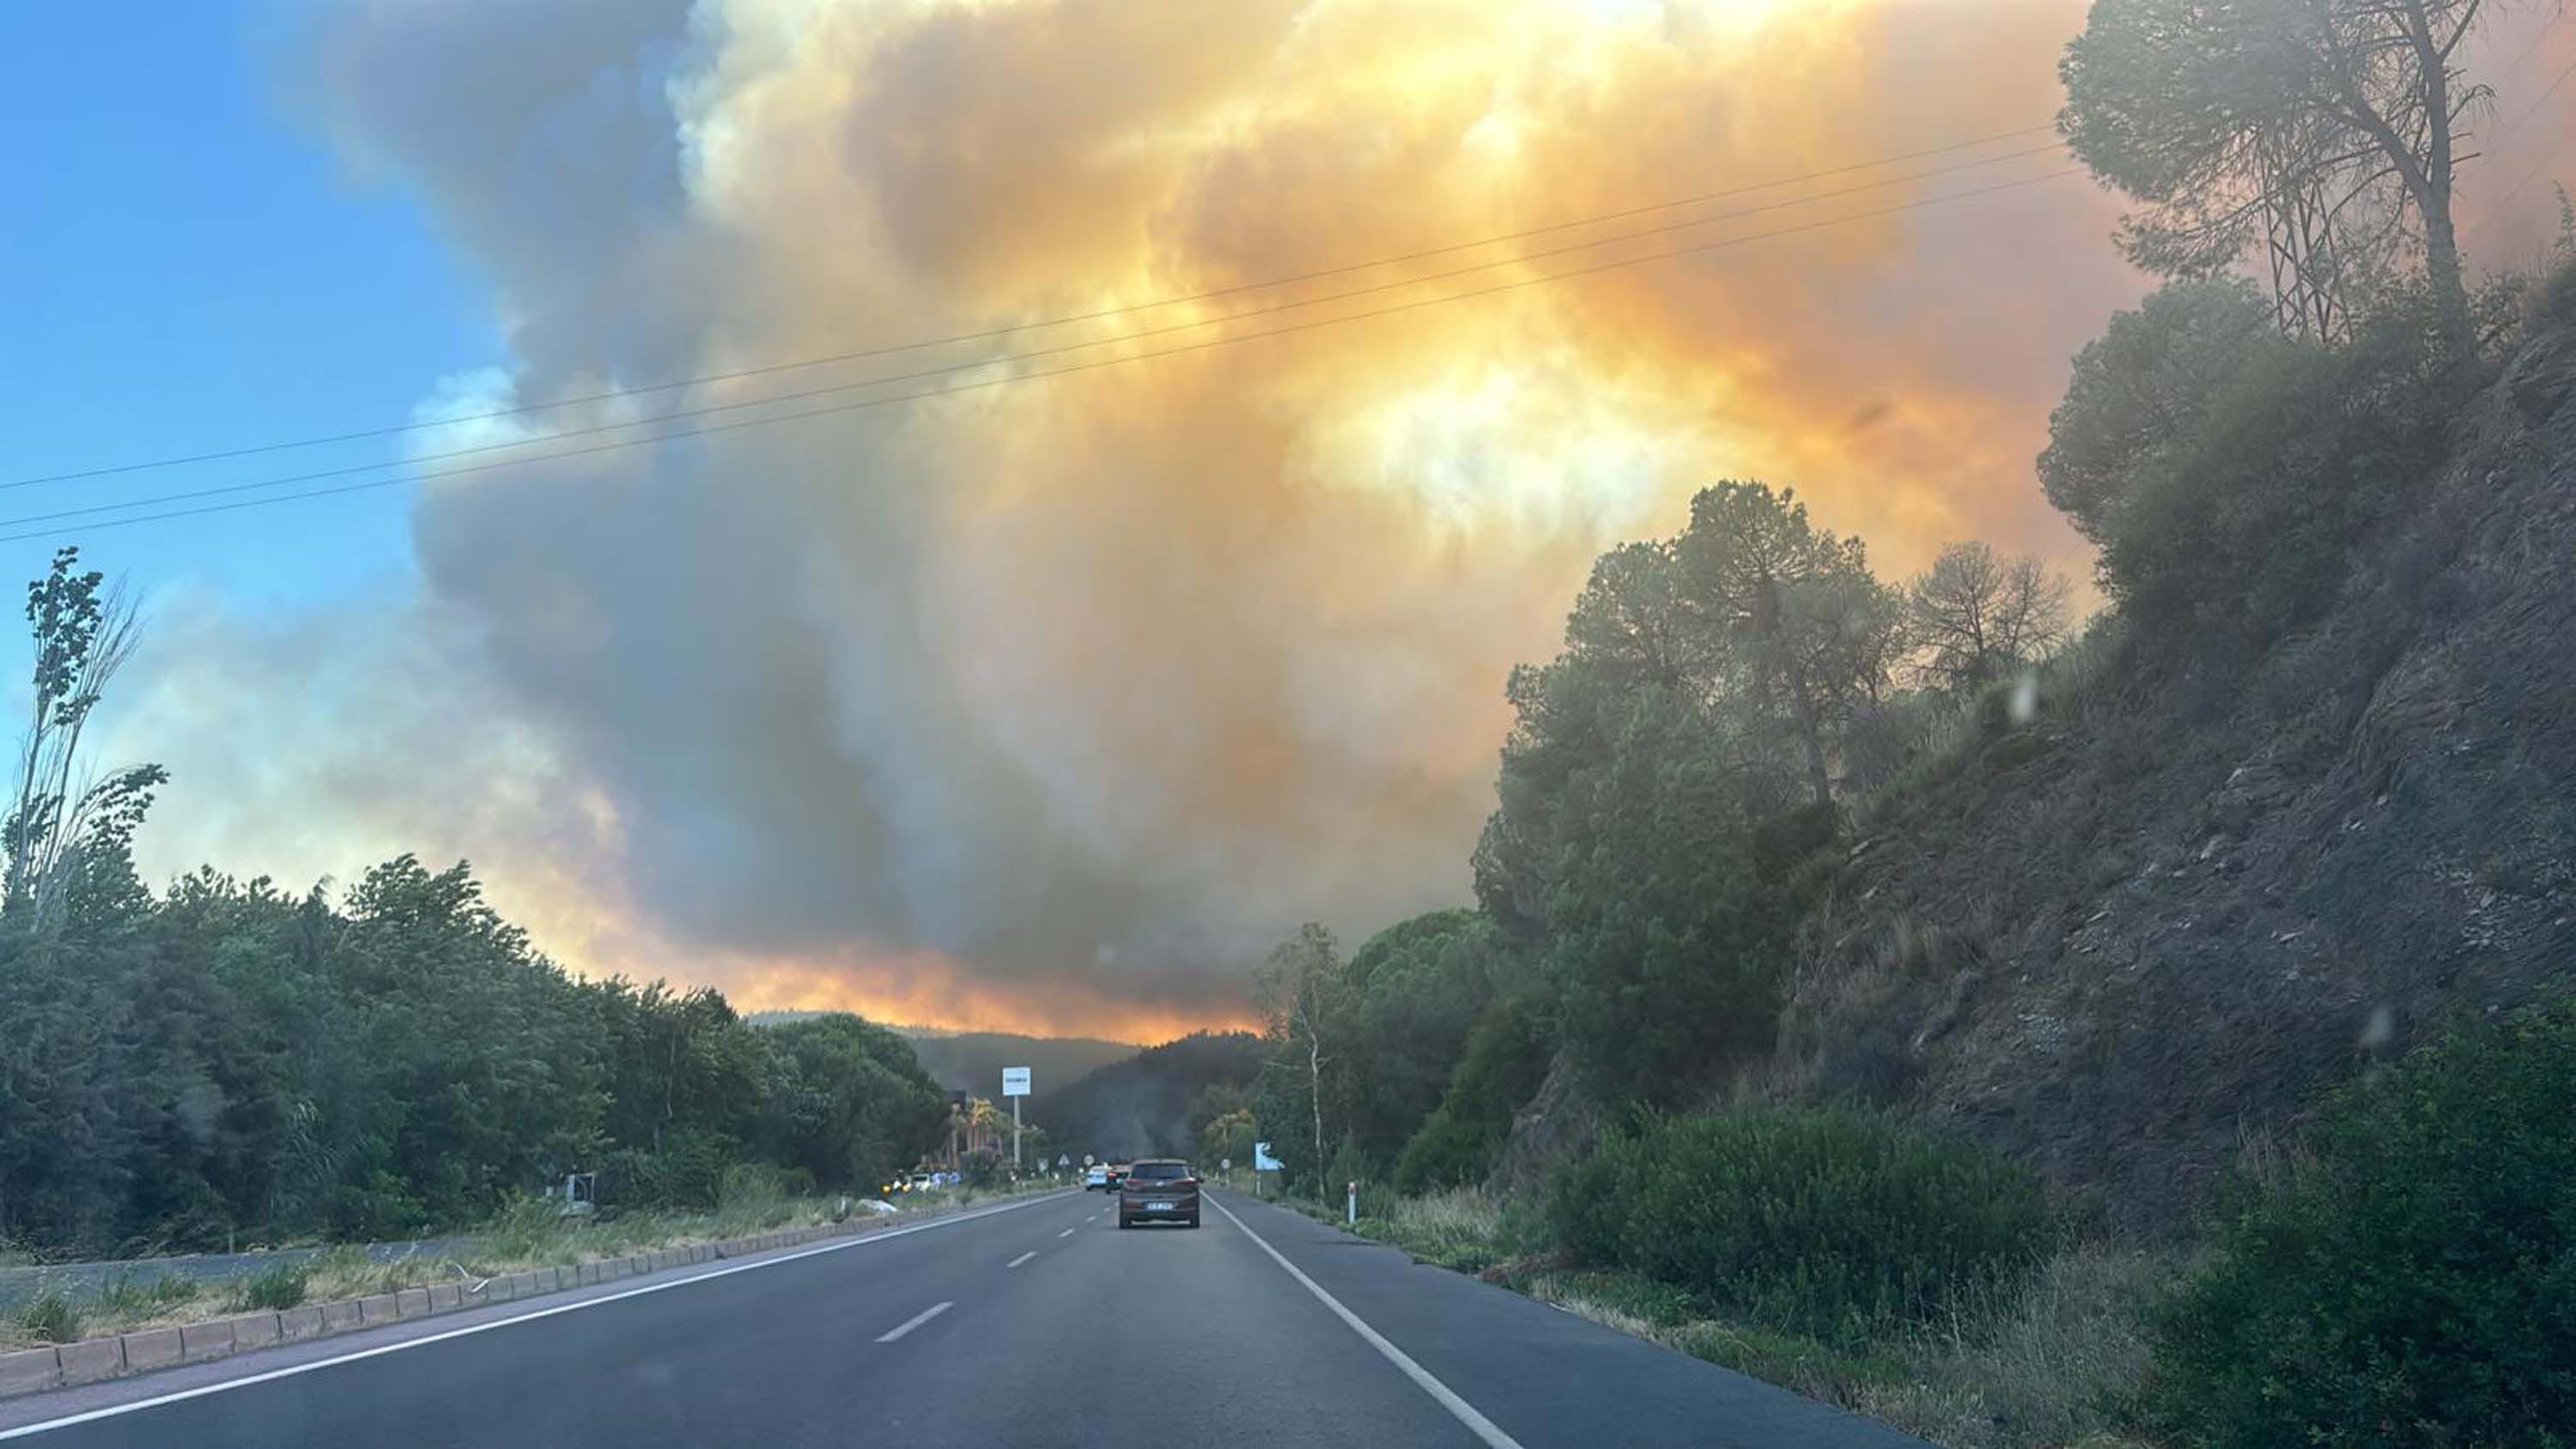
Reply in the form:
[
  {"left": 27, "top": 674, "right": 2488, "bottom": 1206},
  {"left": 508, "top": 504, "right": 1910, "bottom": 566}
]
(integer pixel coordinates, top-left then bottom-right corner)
[
  {"left": 874, "top": 1301, "right": 952, "bottom": 1343},
  {"left": 1005, "top": 1252, "right": 1036, "bottom": 1269},
  {"left": 1057, "top": 1227, "right": 1077, "bottom": 1238},
  {"left": 1209, "top": 1197, "right": 1525, "bottom": 1449},
  {"left": 0, "top": 1191, "right": 1074, "bottom": 1440}
]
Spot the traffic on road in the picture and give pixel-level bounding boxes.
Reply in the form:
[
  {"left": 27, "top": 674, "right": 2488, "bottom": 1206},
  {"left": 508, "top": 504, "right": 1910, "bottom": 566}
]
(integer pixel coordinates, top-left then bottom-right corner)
[{"left": 0, "top": 1185, "right": 1923, "bottom": 1448}]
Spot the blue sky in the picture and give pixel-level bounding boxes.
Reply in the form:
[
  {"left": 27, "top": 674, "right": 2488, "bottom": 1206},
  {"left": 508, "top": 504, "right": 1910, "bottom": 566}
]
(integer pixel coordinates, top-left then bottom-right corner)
[{"left": 2, "top": 1, "right": 497, "bottom": 614}]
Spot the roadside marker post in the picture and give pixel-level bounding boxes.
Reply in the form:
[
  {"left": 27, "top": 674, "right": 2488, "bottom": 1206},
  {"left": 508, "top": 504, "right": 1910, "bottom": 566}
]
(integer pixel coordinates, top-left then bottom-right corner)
[{"left": 1347, "top": 1182, "right": 1357, "bottom": 1226}]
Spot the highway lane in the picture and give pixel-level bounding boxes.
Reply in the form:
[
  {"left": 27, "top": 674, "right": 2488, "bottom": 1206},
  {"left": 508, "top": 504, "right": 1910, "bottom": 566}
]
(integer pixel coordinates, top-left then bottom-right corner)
[{"left": 0, "top": 1187, "right": 1928, "bottom": 1447}]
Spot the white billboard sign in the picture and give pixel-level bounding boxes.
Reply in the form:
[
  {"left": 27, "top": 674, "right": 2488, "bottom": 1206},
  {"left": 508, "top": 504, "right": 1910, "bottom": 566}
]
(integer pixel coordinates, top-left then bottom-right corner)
[
  {"left": 1253, "top": 1141, "right": 1283, "bottom": 1171},
  {"left": 1001, "top": 1066, "right": 1031, "bottom": 1097}
]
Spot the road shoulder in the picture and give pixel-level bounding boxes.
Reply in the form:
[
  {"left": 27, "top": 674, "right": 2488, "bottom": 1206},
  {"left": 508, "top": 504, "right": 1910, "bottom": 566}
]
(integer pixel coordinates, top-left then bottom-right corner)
[{"left": 1207, "top": 1191, "right": 1930, "bottom": 1449}]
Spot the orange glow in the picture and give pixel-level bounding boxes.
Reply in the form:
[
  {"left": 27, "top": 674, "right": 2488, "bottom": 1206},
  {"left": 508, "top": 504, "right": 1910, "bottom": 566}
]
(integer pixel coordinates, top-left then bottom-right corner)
[
  {"left": 148, "top": 0, "right": 2353, "bottom": 1033},
  {"left": 711, "top": 950, "right": 1261, "bottom": 1045}
]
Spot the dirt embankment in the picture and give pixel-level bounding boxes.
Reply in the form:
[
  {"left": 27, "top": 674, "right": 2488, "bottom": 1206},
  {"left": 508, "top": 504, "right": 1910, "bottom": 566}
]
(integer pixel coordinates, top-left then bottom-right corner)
[{"left": 1780, "top": 332, "right": 2576, "bottom": 1234}]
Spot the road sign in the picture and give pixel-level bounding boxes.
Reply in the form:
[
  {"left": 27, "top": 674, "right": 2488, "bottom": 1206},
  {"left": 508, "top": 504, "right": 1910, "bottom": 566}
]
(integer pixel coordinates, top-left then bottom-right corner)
[
  {"left": 1220, "top": 1158, "right": 1230, "bottom": 1172},
  {"left": 1253, "top": 1142, "right": 1282, "bottom": 1171},
  {"left": 1083, "top": 1153, "right": 1094, "bottom": 1166},
  {"left": 1057, "top": 1155, "right": 1070, "bottom": 1167},
  {"left": 1001, "top": 1067, "right": 1031, "bottom": 1097}
]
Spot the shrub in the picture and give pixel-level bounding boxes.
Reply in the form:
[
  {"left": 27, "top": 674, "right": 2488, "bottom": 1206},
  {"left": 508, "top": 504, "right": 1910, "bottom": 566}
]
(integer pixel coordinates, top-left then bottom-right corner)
[
  {"left": 2041, "top": 278, "right": 2469, "bottom": 646},
  {"left": 19, "top": 1293, "right": 80, "bottom": 1344},
  {"left": 474, "top": 1193, "right": 569, "bottom": 1262},
  {"left": 1392, "top": 994, "right": 1553, "bottom": 1194},
  {"left": 598, "top": 1131, "right": 736, "bottom": 1211},
  {"left": 1392, "top": 1103, "right": 1488, "bottom": 1195},
  {"left": 2142, "top": 995, "right": 2576, "bottom": 1447},
  {"left": 233, "top": 1262, "right": 308, "bottom": 1312},
  {"left": 94, "top": 1270, "right": 197, "bottom": 1316},
  {"left": 1546, "top": 1106, "right": 2057, "bottom": 1346}
]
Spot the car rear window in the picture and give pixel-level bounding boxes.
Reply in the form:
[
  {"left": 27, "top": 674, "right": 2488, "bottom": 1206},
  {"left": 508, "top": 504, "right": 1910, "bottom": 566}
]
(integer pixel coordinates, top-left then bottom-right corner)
[{"left": 1128, "top": 1162, "right": 1189, "bottom": 1180}]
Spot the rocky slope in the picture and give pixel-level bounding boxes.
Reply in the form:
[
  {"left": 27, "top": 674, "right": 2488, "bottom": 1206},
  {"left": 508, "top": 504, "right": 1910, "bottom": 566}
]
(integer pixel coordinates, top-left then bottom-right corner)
[{"left": 1780, "top": 330, "right": 2576, "bottom": 1234}]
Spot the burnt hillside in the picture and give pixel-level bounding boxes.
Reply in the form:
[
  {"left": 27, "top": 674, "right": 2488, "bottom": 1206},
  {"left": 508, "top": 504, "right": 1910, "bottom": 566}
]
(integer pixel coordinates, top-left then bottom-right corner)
[{"left": 1778, "top": 332, "right": 2576, "bottom": 1234}]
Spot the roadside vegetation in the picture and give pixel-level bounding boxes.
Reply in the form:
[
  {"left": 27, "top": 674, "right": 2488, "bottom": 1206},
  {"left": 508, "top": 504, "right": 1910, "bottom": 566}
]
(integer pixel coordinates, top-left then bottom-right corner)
[
  {"left": 0, "top": 549, "right": 955, "bottom": 1263},
  {"left": 0, "top": 1168, "right": 1049, "bottom": 1354},
  {"left": 1217, "top": 3, "right": 2576, "bottom": 1442}
]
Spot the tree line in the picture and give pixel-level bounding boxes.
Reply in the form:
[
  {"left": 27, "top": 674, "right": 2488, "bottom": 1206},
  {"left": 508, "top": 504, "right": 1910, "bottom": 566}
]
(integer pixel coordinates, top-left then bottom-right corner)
[
  {"left": 1217, "top": 3, "right": 2576, "bottom": 1440},
  {"left": 1230, "top": 484, "right": 2081, "bottom": 1194},
  {"left": 0, "top": 554, "right": 950, "bottom": 1257},
  {"left": 1217, "top": 0, "right": 2530, "bottom": 1208}
]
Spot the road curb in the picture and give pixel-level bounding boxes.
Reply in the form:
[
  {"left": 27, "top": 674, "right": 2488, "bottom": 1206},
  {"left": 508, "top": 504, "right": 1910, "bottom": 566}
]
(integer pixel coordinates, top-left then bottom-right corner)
[{"left": 0, "top": 1191, "right": 1054, "bottom": 1401}]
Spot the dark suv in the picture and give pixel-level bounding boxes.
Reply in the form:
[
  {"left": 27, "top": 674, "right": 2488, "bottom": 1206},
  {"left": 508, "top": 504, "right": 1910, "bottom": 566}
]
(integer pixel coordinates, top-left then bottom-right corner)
[{"left": 1115, "top": 1159, "right": 1200, "bottom": 1228}]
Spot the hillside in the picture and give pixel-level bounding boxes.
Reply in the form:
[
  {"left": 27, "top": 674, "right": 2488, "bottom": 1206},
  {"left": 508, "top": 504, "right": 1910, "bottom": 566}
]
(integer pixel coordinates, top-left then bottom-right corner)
[
  {"left": 1030, "top": 1032, "right": 1264, "bottom": 1161},
  {"left": 745, "top": 1016, "right": 1139, "bottom": 1096},
  {"left": 1778, "top": 329, "right": 2576, "bottom": 1234}
]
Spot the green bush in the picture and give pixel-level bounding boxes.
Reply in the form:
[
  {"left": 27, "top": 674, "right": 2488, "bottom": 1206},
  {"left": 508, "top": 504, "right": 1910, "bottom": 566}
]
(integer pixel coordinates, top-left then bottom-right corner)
[
  {"left": 598, "top": 1131, "right": 736, "bottom": 1211},
  {"left": 94, "top": 1270, "right": 197, "bottom": 1315},
  {"left": 233, "top": 1262, "right": 308, "bottom": 1312},
  {"left": 1546, "top": 1106, "right": 2057, "bottom": 1346},
  {"left": 2142, "top": 995, "right": 2576, "bottom": 1447},
  {"left": 1392, "top": 995, "right": 1552, "bottom": 1194},
  {"left": 19, "top": 1293, "right": 80, "bottom": 1344},
  {"left": 2041, "top": 278, "right": 2469, "bottom": 646},
  {"left": 1392, "top": 1103, "right": 1489, "bottom": 1195}
]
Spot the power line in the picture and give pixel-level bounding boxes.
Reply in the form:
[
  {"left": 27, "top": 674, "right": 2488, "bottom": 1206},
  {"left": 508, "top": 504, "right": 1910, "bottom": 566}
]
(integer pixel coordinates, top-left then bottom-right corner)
[
  {"left": 2487, "top": 16, "right": 2576, "bottom": 203},
  {"left": 3, "top": 122, "right": 2061, "bottom": 492},
  {"left": 2500, "top": 119, "right": 2576, "bottom": 204},
  {"left": 0, "top": 166, "right": 2089, "bottom": 545},
  {"left": 0, "top": 142, "right": 2073, "bottom": 531}
]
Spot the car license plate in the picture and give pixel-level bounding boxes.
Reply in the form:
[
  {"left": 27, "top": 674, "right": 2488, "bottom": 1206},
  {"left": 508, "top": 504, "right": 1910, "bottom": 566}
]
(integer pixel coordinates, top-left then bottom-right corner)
[{"left": 1146, "top": 1200, "right": 1175, "bottom": 1211}]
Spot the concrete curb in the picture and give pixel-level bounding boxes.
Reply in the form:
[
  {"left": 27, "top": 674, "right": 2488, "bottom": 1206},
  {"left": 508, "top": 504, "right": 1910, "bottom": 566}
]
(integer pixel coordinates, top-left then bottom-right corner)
[{"left": 0, "top": 1192, "right": 1055, "bottom": 1399}]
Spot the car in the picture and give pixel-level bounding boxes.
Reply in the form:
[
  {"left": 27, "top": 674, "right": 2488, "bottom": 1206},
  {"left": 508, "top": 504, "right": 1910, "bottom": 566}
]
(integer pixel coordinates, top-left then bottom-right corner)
[
  {"left": 1083, "top": 1165, "right": 1109, "bottom": 1191},
  {"left": 1102, "top": 1162, "right": 1128, "bottom": 1192},
  {"left": 1115, "top": 1158, "right": 1200, "bottom": 1229}
]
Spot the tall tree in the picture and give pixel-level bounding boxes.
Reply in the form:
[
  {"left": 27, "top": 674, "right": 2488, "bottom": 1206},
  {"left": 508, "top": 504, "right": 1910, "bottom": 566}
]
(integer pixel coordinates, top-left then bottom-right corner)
[
  {"left": 1675, "top": 482, "right": 1897, "bottom": 806},
  {"left": 3, "top": 548, "right": 163, "bottom": 933},
  {"left": 1905, "top": 542, "right": 2074, "bottom": 693},
  {"left": 2038, "top": 278, "right": 2286, "bottom": 547},
  {"left": 2061, "top": 0, "right": 2493, "bottom": 344},
  {"left": 1254, "top": 925, "right": 1346, "bottom": 1183}
]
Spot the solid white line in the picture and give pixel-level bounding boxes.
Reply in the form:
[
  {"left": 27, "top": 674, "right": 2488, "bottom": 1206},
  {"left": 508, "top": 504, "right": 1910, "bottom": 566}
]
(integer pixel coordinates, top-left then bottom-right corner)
[
  {"left": 873, "top": 1300, "right": 952, "bottom": 1343},
  {"left": 1208, "top": 1197, "right": 1525, "bottom": 1449},
  {"left": 1005, "top": 1252, "right": 1036, "bottom": 1268},
  {"left": 0, "top": 1191, "right": 1072, "bottom": 1440}
]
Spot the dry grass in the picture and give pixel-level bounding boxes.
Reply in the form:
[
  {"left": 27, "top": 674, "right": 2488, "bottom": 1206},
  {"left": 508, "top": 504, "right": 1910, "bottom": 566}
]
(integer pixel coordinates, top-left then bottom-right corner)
[
  {"left": 1328, "top": 1185, "right": 2176, "bottom": 1449},
  {"left": 1845, "top": 1243, "right": 2171, "bottom": 1449},
  {"left": 1361, "top": 1188, "right": 1513, "bottom": 1270},
  {"left": 0, "top": 1184, "right": 1036, "bottom": 1352}
]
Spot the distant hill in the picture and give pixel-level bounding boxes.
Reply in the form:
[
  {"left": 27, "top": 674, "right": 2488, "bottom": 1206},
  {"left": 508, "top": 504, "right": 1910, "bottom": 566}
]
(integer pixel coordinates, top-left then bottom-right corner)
[
  {"left": 745, "top": 1013, "right": 1140, "bottom": 1095},
  {"left": 1031, "top": 1032, "right": 1264, "bottom": 1161}
]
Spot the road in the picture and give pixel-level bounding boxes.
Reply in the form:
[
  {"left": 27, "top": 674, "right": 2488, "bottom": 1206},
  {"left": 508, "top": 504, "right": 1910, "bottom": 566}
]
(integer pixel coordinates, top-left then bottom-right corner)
[{"left": 0, "top": 1189, "right": 1927, "bottom": 1448}]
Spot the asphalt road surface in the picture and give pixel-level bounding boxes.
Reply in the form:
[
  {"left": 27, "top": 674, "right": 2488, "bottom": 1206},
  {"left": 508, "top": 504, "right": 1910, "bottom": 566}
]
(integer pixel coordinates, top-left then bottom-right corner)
[{"left": 0, "top": 1189, "right": 1928, "bottom": 1448}]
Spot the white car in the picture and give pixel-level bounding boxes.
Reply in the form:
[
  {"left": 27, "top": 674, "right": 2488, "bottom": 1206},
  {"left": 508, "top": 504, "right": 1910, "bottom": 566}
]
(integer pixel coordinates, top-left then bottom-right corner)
[{"left": 1084, "top": 1165, "right": 1110, "bottom": 1191}]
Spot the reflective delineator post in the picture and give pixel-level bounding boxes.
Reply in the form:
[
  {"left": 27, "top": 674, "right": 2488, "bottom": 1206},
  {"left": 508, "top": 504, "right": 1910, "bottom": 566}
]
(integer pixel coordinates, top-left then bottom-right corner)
[{"left": 1346, "top": 1181, "right": 1357, "bottom": 1226}]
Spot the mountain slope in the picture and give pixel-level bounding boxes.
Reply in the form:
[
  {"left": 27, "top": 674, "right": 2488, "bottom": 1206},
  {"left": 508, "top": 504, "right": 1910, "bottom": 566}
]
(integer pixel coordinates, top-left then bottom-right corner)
[
  {"left": 1030, "top": 1032, "right": 1263, "bottom": 1161},
  {"left": 745, "top": 1016, "right": 1139, "bottom": 1095},
  {"left": 1780, "top": 334, "right": 2576, "bottom": 1234}
]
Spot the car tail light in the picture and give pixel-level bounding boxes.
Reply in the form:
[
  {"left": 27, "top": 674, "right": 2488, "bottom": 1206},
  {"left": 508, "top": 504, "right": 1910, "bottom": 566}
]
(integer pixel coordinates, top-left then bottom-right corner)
[{"left": 1176, "top": 1178, "right": 1198, "bottom": 1189}]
